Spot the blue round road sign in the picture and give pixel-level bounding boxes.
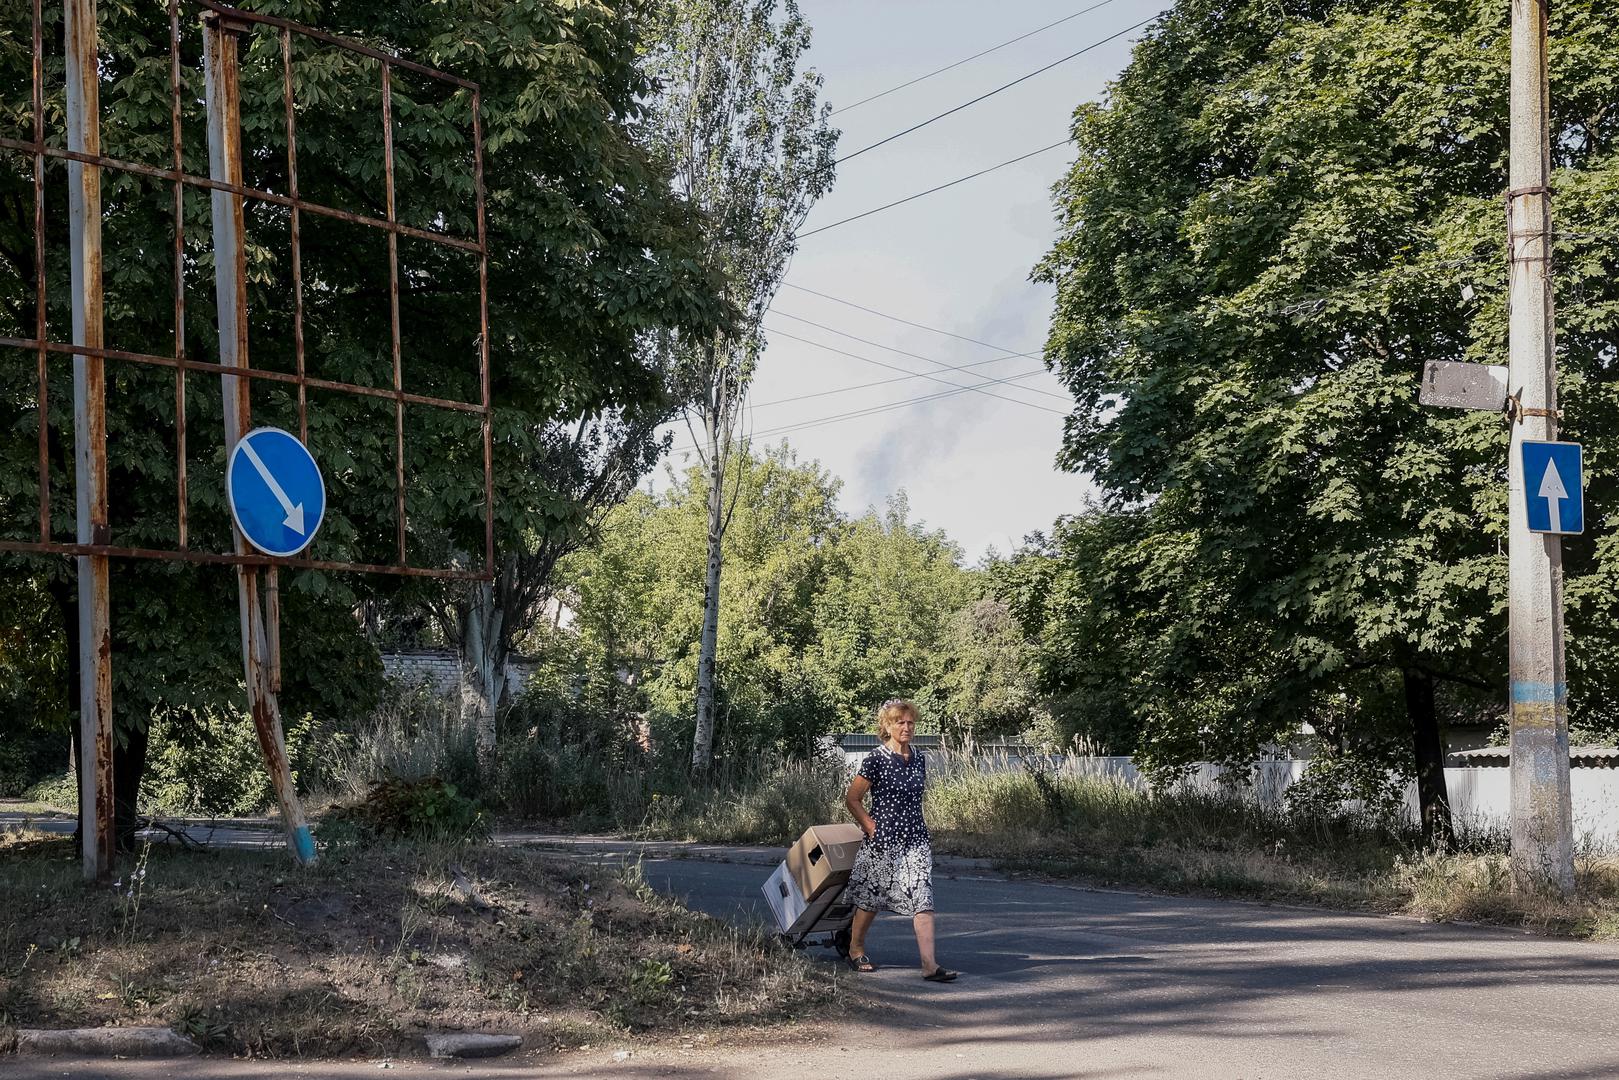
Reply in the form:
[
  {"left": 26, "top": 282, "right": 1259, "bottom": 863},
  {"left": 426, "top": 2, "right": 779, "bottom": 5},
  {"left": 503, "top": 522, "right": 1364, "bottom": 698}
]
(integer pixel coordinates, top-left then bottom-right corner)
[{"left": 227, "top": 427, "right": 326, "bottom": 557}]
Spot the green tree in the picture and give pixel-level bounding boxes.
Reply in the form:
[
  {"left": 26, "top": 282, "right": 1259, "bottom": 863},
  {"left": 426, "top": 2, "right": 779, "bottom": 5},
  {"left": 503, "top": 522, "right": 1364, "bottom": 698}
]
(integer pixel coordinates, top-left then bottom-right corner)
[
  {"left": 932, "top": 596, "right": 1044, "bottom": 749},
  {"left": 808, "top": 494, "right": 977, "bottom": 730},
  {"left": 565, "top": 443, "right": 846, "bottom": 760},
  {"left": 641, "top": 0, "right": 837, "bottom": 771},
  {"left": 1033, "top": 0, "right": 1619, "bottom": 842},
  {"left": 0, "top": 0, "right": 725, "bottom": 820}
]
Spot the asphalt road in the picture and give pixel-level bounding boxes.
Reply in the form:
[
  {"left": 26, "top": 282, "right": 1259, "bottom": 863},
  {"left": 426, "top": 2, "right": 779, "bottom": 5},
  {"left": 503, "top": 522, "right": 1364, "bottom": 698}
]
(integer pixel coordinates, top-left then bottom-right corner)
[{"left": 11, "top": 851, "right": 1619, "bottom": 1079}]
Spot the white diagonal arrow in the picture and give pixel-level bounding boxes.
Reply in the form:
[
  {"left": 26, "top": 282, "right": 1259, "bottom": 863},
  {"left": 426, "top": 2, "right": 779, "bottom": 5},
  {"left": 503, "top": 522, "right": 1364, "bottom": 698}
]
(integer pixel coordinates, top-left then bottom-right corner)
[
  {"left": 238, "top": 437, "right": 306, "bottom": 535},
  {"left": 1538, "top": 456, "right": 1568, "bottom": 534}
]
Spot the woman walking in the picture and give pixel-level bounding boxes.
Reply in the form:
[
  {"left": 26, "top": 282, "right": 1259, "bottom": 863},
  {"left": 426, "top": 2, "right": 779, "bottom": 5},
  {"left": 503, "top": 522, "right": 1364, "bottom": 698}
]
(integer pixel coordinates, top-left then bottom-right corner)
[{"left": 843, "top": 698, "right": 956, "bottom": 982}]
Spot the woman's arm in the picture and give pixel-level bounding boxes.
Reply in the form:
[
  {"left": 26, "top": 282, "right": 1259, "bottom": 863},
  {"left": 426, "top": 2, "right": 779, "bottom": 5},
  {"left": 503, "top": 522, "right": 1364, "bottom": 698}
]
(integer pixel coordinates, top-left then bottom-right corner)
[{"left": 845, "top": 774, "right": 876, "bottom": 838}]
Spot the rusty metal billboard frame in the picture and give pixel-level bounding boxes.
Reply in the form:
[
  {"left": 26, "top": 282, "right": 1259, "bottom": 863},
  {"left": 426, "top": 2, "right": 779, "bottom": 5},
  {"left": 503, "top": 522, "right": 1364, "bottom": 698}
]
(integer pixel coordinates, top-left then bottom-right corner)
[{"left": 0, "top": 0, "right": 495, "bottom": 880}]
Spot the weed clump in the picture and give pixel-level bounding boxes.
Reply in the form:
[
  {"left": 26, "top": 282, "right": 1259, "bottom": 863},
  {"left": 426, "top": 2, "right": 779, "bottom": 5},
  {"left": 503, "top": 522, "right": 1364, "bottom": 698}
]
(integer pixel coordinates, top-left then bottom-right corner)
[{"left": 321, "top": 777, "right": 490, "bottom": 845}]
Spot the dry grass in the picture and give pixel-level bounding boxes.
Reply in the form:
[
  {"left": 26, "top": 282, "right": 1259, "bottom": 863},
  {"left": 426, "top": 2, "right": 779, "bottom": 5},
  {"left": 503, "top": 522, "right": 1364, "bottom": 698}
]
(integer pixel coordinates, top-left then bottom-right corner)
[
  {"left": 922, "top": 766, "right": 1619, "bottom": 940},
  {"left": 626, "top": 759, "right": 847, "bottom": 845},
  {"left": 1393, "top": 851, "right": 1619, "bottom": 937},
  {"left": 0, "top": 830, "right": 846, "bottom": 1057}
]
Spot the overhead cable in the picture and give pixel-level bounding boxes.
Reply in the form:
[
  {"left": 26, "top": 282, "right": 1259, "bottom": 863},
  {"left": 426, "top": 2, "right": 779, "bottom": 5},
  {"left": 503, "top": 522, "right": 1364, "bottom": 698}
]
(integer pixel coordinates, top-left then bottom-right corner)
[
  {"left": 749, "top": 372, "right": 1054, "bottom": 440},
  {"left": 780, "top": 282, "right": 1041, "bottom": 357},
  {"left": 834, "top": 12, "right": 1166, "bottom": 166},
  {"left": 798, "top": 140, "right": 1073, "bottom": 239},
  {"left": 830, "top": 0, "right": 1124, "bottom": 116},
  {"left": 752, "top": 352, "right": 1034, "bottom": 409},
  {"left": 674, "top": 365, "right": 1060, "bottom": 457},
  {"left": 770, "top": 309, "right": 1067, "bottom": 400},
  {"left": 763, "top": 325, "right": 1065, "bottom": 414}
]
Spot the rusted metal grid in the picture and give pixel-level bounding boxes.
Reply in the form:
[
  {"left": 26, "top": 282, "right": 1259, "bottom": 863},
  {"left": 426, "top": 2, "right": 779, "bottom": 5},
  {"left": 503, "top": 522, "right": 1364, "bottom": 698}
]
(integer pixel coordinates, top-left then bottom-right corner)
[{"left": 0, "top": 0, "right": 494, "bottom": 580}]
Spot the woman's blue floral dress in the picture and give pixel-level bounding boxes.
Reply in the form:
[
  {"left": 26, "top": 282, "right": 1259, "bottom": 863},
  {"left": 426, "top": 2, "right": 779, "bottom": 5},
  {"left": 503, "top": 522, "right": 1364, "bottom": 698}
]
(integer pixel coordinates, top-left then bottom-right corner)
[{"left": 847, "top": 743, "right": 934, "bottom": 916}]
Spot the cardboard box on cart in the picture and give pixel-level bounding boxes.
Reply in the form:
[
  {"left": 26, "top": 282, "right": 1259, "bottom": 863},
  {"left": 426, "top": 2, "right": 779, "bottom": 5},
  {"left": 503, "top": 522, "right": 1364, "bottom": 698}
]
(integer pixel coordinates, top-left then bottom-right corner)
[
  {"left": 762, "top": 861, "right": 854, "bottom": 937},
  {"left": 786, "top": 823, "right": 865, "bottom": 903}
]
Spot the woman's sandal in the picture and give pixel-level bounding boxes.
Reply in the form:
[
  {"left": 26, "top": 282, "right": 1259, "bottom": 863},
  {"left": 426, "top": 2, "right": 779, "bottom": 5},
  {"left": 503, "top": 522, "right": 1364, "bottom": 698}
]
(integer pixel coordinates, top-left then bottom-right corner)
[
  {"left": 848, "top": 954, "right": 876, "bottom": 973},
  {"left": 922, "top": 967, "right": 957, "bottom": 983}
]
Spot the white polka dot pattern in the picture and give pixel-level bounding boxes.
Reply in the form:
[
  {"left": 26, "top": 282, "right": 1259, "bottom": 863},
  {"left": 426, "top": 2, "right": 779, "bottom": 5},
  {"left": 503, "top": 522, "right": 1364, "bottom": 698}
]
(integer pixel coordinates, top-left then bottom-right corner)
[{"left": 846, "top": 744, "right": 934, "bottom": 916}]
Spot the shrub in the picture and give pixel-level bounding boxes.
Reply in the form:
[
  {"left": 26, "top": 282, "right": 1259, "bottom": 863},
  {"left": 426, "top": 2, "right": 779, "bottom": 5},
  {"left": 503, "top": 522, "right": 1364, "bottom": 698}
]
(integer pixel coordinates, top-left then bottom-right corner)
[
  {"left": 621, "top": 756, "right": 847, "bottom": 844},
  {"left": 310, "top": 679, "right": 481, "bottom": 803},
  {"left": 0, "top": 726, "right": 66, "bottom": 798},
  {"left": 1284, "top": 753, "right": 1411, "bottom": 834},
  {"left": 141, "top": 706, "right": 316, "bottom": 817},
  {"left": 320, "top": 776, "right": 489, "bottom": 844},
  {"left": 21, "top": 770, "right": 77, "bottom": 812},
  {"left": 492, "top": 738, "right": 615, "bottom": 822}
]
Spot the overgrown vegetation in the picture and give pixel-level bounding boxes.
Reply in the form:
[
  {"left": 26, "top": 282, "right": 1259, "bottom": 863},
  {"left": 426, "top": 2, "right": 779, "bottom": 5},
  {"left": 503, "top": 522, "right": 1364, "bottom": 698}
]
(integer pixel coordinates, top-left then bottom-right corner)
[
  {"left": 922, "top": 763, "right": 1619, "bottom": 939},
  {"left": 0, "top": 832, "right": 845, "bottom": 1055}
]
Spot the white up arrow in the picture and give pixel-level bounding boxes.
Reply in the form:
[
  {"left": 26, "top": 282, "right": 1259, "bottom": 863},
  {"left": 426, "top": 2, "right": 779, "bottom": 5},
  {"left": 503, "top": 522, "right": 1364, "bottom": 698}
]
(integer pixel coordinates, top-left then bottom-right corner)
[
  {"left": 1538, "top": 456, "right": 1568, "bottom": 534},
  {"left": 238, "top": 437, "right": 306, "bottom": 535}
]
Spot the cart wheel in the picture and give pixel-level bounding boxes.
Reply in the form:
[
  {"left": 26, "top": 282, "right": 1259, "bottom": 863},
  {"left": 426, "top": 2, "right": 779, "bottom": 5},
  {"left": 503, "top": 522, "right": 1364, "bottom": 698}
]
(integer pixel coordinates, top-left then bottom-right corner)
[{"left": 833, "top": 927, "right": 852, "bottom": 958}]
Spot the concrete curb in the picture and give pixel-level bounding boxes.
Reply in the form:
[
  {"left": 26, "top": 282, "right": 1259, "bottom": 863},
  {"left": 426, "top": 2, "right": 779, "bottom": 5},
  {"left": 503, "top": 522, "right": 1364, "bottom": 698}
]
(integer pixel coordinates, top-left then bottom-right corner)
[
  {"left": 14, "top": 1027, "right": 200, "bottom": 1057},
  {"left": 512, "top": 834, "right": 999, "bottom": 876},
  {"left": 425, "top": 1033, "right": 523, "bottom": 1059}
]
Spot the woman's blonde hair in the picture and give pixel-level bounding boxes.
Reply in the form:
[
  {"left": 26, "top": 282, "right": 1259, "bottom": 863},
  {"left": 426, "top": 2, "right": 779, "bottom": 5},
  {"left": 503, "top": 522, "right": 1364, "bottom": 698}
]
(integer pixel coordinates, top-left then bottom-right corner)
[{"left": 875, "top": 698, "right": 919, "bottom": 741}]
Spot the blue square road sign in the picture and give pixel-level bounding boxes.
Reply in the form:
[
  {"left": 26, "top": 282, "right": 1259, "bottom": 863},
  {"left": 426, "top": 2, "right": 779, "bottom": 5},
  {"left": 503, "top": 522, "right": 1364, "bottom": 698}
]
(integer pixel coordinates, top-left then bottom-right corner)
[{"left": 1521, "top": 440, "right": 1583, "bottom": 535}]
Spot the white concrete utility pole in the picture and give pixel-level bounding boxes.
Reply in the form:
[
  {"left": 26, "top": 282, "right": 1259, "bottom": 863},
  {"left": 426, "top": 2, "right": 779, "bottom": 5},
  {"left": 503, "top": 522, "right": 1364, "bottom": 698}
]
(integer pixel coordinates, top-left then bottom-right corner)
[{"left": 1506, "top": 0, "right": 1575, "bottom": 895}]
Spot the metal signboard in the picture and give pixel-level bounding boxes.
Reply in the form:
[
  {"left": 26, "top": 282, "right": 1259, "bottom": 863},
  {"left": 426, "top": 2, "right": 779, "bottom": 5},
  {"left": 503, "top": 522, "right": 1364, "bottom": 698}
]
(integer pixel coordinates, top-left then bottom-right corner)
[
  {"left": 0, "top": 1, "right": 494, "bottom": 878},
  {"left": 1420, "top": 361, "right": 1508, "bottom": 411},
  {"left": 227, "top": 428, "right": 326, "bottom": 557},
  {"left": 1522, "top": 440, "right": 1583, "bottom": 535}
]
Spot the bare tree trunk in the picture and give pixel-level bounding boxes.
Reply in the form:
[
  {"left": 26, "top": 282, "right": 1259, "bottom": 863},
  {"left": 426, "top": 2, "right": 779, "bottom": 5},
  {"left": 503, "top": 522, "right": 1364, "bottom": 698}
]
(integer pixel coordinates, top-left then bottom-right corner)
[
  {"left": 692, "top": 384, "right": 726, "bottom": 774},
  {"left": 1404, "top": 668, "right": 1454, "bottom": 850},
  {"left": 461, "top": 577, "right": 508, "bottom": 766}
]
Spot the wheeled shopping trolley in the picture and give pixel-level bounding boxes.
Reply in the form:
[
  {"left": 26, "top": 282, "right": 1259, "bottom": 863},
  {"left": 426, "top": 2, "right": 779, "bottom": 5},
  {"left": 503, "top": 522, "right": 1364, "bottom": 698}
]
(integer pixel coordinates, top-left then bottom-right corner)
[{"left": 762, "top": 823, "right": 865, "bottom": 959}]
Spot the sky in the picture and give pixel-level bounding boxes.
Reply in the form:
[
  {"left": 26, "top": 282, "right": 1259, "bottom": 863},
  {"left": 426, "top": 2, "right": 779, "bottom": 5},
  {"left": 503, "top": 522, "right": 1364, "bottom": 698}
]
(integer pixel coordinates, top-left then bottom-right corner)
[{"left": 661, "top": 0, "right": 1164, "bottom": 562}]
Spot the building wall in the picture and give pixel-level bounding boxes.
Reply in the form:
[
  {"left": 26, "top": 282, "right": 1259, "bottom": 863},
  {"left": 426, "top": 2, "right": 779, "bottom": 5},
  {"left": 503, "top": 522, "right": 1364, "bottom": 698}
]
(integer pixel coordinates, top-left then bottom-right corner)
[{"left": 379, "top": 648, "right": 540, "bottom": 703}]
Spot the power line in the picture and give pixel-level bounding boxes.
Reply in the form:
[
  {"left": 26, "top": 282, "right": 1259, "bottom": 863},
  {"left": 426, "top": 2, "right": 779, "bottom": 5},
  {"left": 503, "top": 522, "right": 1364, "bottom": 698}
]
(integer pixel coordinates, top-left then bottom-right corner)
[
  {"left": 682, "top": 252, "right": 1510, "bottom": 462},
  {"left": 835, "top": 12, "right": 1165, "bottom": 167},
  {"left": 798, "top": 140, "right": 1072, "bottom": 239},
  {"left": 762, "top": 325, "right": 1065, "bottom": 414},
  {"left": 830, "top": 0, "right": 1124, "bottom": 117},
  {"left": 674, "top": 365, "right": 1060, "bottom": 457},
  {"left": 769, "top": 309, "right": 1067, "bottom": 401},
  {"left": 672, "top": 254, "right": 1502, "bottom": 458},
  {"left": 752, "top": 352, "right": 1033, "bottom": 410},
  {"left": 780, "top": 282, "right": 1039, "bottom": 357},
  {"left": 751, "top": 372, "right": 1054, "bottom": 440}
]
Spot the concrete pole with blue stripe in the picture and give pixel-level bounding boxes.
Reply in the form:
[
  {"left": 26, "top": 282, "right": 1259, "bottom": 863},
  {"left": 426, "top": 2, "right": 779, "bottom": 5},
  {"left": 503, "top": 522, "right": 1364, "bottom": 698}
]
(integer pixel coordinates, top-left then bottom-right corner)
[{"left": 1505, "top": 0, "right": 1574, "bottom": 895}]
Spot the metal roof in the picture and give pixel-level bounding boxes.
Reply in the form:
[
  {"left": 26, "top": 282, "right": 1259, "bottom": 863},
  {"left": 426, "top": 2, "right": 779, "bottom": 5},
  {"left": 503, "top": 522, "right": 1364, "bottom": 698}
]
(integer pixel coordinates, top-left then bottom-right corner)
[
  {"left": 1447, "top": 746, "right": 1619, "bottom": 768},
  {"left": 836, "top": 733, "right": 944, "bottom": 750}
]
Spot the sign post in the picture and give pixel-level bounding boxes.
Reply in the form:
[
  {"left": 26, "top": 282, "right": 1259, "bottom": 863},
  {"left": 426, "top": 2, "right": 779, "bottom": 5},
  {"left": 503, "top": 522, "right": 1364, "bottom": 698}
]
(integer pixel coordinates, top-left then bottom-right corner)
[
  {"left": 1505, "top": 0, "right": 1574, "bottom": 895},
  {"left": 205, "top": 17, "right": 317, "bottom": 866},
  {"left": 66, "top": 0, "right": 114, "bottom": 882}
]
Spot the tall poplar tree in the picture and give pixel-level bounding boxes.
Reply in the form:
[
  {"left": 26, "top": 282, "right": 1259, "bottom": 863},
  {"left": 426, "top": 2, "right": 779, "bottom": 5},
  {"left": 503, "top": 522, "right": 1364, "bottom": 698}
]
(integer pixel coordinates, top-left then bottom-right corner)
[{"left": 642, "top": 0, "right": 837, "bottom": 772}]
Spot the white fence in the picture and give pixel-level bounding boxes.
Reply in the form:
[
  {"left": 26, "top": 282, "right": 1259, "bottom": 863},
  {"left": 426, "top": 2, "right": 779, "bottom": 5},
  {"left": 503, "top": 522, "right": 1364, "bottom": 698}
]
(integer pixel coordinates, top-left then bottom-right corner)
[{"left": 840, "top": 749, "right": 1619, "bottom": 851}]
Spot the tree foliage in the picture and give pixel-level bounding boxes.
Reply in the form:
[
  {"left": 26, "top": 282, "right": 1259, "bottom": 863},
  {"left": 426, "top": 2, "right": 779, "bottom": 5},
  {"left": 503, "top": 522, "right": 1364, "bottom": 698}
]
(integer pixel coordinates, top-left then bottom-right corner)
[
  {"left": 640, "top": 0, "right": 837, "bottom": 769},
  {"left": 1026, "top": 0, "right": 1619, "bottom": 818},
  {"left": 0, "top": 0, "right": 726, "bottom": 802},
  {"left": 559, "top": 446, "right": 992, "bottom": 761}
]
